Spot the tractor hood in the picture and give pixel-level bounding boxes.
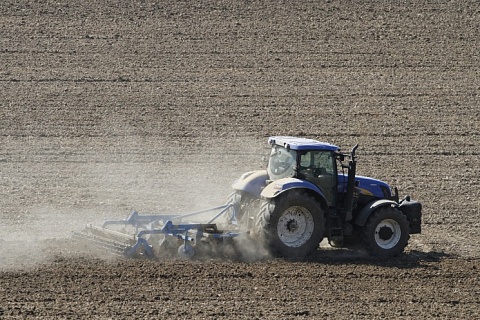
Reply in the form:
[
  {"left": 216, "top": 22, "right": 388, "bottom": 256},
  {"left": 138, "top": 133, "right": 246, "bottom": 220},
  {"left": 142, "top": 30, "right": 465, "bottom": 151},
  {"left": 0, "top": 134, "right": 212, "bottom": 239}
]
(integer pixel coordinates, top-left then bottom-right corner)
[{"left": 338, "top": 174, "right": 392, "bottom": 198}]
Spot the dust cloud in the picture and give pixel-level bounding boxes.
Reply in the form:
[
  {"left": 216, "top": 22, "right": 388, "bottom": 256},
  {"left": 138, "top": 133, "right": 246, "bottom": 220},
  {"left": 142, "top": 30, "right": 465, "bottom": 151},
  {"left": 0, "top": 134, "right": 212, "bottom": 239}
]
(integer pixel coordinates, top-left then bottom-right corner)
[{"left": 0, "top": 136, "right": 269, "bottom": 269}]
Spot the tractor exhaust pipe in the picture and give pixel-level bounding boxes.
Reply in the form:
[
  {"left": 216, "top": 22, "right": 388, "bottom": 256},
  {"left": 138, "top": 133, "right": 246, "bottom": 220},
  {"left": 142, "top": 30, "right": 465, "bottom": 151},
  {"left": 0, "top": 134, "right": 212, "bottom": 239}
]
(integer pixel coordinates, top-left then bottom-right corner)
[{"left": 343, "top": 144, "right": 358, "bottom": 221}]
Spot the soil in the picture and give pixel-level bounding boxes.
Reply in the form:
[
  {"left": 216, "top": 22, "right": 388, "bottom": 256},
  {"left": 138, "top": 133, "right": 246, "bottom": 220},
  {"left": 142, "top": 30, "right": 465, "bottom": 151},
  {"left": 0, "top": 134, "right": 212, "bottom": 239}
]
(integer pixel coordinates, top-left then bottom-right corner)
[{"left": 1, "top": 0, "right": 479, "bottom": 318}]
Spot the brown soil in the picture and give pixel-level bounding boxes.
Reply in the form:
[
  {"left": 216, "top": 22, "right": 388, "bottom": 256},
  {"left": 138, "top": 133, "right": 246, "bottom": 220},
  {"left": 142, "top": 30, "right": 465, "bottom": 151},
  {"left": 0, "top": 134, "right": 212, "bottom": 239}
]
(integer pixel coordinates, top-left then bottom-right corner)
[{"left": 1, "top": 0, "right": 479, "bottom": 318}]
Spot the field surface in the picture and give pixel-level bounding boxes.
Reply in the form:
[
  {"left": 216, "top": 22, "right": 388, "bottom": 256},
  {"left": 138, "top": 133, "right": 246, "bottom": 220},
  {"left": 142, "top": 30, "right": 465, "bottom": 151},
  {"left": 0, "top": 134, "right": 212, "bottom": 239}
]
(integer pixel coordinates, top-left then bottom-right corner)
[{"left": 1, "top": 0, "right": 479, "bottom": 318}]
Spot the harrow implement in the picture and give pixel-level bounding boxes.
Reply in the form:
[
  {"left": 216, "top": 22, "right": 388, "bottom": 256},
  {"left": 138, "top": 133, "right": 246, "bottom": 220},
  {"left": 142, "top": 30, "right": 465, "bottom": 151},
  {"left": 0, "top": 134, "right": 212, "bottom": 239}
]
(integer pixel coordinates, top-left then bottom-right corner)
[{"left": 74, "top": 204, "right": 247, "bottom": 259}]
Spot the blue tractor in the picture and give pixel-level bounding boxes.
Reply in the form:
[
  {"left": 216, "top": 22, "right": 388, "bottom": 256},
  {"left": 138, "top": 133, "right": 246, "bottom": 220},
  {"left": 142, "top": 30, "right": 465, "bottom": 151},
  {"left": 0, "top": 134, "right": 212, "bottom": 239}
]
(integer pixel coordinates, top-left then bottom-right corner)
[{"left": 231, "top": 136, "right": 422, "bottom": 258}]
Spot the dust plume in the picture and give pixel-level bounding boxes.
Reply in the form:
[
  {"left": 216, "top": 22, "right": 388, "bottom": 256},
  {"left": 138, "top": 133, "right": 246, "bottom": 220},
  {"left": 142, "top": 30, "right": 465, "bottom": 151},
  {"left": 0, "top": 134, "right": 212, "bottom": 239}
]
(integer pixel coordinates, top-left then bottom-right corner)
[{"left": 0, "top": 135, "right": 270, "bottom": 269}]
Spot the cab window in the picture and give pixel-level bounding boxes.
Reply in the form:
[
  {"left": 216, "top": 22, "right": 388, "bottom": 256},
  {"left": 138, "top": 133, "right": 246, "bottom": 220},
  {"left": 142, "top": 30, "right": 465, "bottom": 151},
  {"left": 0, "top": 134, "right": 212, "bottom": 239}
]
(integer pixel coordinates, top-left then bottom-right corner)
[{"left": 299, "top": 151, "right": 337, "bottom": 204}]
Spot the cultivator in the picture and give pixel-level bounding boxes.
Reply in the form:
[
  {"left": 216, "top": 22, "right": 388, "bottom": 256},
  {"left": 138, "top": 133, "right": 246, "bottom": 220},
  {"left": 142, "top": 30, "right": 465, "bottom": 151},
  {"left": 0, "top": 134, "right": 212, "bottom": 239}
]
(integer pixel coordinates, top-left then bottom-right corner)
[{"left": 74, "top": 204, "right": 247, "bottom": 259}]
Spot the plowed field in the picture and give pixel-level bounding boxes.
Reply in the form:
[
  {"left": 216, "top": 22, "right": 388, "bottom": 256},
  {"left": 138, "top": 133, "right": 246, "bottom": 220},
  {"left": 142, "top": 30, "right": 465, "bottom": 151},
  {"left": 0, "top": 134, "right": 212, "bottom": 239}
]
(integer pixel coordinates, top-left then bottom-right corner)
[{"left": 1, "top": 0, "right": 479, "bottom": 318}]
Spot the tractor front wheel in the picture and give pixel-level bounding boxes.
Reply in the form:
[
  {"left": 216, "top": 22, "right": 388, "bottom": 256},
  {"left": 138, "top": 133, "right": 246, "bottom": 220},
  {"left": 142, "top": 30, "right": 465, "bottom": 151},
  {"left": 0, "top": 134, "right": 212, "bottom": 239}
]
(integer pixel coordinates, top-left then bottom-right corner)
[
  {"left": 361, "top": 206, "right": 409, "bottom": 258},
  {"left": 257, "top": 190, "right": 325, "bottom": 258}
]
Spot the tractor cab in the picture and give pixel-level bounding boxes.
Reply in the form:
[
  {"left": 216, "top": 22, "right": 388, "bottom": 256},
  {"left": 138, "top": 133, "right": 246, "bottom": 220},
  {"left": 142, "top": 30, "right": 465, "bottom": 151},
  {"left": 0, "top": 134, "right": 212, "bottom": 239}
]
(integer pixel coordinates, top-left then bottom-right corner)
[
  {"left": 266, "top": 136, "right": 340, "bottom": 207},
  {"left": 265, "top": 136, "right": 396, "bottom": 212}
]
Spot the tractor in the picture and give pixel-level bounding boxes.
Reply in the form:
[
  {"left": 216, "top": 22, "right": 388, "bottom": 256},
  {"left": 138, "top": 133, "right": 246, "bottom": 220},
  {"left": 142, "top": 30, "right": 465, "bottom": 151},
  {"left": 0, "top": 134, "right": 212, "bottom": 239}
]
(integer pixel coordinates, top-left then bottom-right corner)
[{"left": 229, "top": 136, "right": 422, "bottom": 258}]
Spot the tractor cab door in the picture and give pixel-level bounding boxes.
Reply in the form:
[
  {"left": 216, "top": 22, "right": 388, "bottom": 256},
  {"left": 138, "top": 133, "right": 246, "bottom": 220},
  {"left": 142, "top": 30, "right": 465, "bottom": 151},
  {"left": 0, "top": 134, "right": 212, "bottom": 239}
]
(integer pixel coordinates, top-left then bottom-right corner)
[{"left": 298, "top": 150, "right": 337, "bottom": 206}]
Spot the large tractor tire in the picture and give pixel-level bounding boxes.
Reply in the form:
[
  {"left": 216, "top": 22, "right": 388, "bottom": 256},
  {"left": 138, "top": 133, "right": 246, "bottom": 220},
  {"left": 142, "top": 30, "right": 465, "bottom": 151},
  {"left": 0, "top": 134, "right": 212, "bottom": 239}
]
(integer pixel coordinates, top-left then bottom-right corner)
[
  {"left": 226, "top": 191, "right": 242, "bottom": 222},
  {"left": 256, "top": 190, "right": 325, "bottom": 258},
  {"left": 361, "top": 206, "right": 410, "bottom": 258}
]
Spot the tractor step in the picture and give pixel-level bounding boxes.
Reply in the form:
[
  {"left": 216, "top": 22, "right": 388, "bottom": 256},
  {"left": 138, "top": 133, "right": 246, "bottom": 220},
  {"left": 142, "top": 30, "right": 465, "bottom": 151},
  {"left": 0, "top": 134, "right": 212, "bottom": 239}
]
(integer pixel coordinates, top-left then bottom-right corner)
[{"left": 328, "top": 214, "right": 343, "bottom": 241}]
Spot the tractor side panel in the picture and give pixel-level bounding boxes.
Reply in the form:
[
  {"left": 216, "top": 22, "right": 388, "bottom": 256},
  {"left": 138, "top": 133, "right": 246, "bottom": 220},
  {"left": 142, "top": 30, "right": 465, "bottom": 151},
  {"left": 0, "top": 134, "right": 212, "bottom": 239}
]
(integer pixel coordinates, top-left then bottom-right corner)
[{"left": 338, "top": 174, "right": 392, "bottom": 198}]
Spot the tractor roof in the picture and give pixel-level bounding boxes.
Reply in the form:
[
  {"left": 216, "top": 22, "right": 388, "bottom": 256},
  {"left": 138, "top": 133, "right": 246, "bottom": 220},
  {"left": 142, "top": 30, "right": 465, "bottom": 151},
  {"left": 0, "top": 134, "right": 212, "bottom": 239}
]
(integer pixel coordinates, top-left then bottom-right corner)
[{"left": 268, "top": 136, "right": 340, "bottom": 151}]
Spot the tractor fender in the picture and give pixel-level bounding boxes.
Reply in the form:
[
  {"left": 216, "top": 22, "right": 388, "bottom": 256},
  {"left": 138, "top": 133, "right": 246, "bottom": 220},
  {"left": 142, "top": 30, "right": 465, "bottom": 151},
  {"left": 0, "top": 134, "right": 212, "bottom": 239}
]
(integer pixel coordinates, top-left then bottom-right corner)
[
  {"left": 261, "top": 177, "right": 327, "bottom": 201},
  {"left": 355, "top": 199, "right": 399, "bottom": 226},
  {"left": 231, "top": 170, "right": 268, "bottom": 198}
]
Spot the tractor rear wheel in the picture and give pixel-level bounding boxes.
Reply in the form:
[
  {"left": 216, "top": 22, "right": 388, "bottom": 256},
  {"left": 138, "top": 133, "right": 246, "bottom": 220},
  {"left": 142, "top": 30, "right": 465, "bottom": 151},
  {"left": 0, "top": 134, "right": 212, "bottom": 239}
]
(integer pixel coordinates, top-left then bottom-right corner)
[
  {"left": 226, "top": 191, "right": 242, "bottom": 222},
  {"left": 256, "top": 190, "right": 325, "bottom": 258},
  {"left": 361, "top": 206, "right": 409, "bottom": 258}
]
